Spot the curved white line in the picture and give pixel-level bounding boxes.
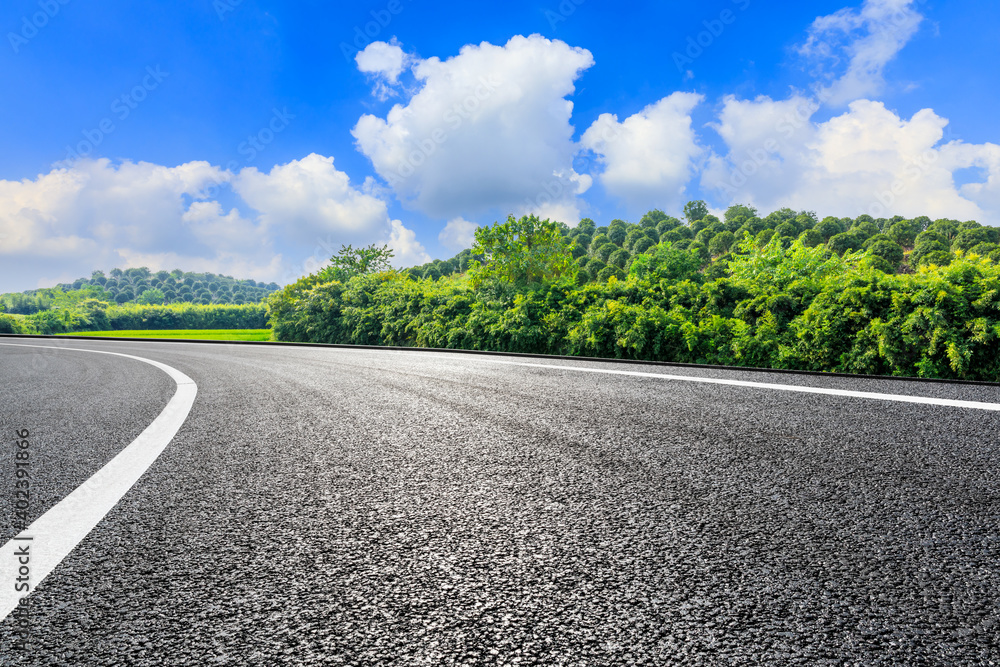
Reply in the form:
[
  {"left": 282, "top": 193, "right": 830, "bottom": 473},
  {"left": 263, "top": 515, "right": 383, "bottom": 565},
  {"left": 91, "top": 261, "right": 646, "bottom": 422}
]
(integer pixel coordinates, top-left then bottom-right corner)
[{"left": 0, "top": 343, "right": 197, "bottom": 622}]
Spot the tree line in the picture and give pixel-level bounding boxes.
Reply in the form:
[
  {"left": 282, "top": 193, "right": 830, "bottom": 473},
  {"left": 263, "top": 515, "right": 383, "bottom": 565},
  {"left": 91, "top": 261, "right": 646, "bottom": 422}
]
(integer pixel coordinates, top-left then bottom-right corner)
[
  {"left": 0, "top": 302, "right": 269, "bottom": 335},
  {"left": 1, "top": 267, "right": 279, "bottom": 314},
  {"left": 267, "top": 203, "right": 1000, "bottom": 381}
]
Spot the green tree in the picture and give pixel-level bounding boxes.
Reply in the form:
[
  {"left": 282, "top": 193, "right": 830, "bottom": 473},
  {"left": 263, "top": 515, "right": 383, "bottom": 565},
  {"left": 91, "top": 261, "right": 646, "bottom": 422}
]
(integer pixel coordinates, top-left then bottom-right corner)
[
  {"left": 709, "top": 231, "right": 736, "bottom": 256},
  {"left": 595, "top": 243, "right": 617, "bottom": 263},
  {"left": 828, "top": 232, "right": 862, "bottom": 255},
  {"left": 639, "top": 209, "right": 668, "bottom": 229},
  {"left": 469, "top": 214, "right": 576, "bottom": 289},
  {"left": 608, "top": 248, "right": 630, "bottom": 269},
  {"left": 798, "top": 229, "right": 824, "bottom": 248},
  {"left": 684, "top": 200, "right": 709, "bottom": 223},
  {"left": 814, "top": 217, "right": 843, "bottom": 240},
  {"left": 317, "top": 244, "right": 395, "bottom": 282},
  {"left": 724, "top": 204, "right": 758, "bottom": 231},
  {"left": 867, "top": 239, "right": 905, "bottom": 270},
  {"left": 607, "top": 226, "right": 627, "bottom": 245},
  {"left": 137, "top": 288, "right": 166, "bottom": 305}
]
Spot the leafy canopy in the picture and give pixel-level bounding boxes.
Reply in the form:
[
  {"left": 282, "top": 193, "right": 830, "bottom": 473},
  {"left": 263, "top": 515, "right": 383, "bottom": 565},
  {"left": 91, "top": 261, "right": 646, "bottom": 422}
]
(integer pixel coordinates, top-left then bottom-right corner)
[
  {"left": 469, "top": 214, "right": 576, "bottom": 289},
  {"left": 318, "top": 244, "right": 395, "bottom": 282}
]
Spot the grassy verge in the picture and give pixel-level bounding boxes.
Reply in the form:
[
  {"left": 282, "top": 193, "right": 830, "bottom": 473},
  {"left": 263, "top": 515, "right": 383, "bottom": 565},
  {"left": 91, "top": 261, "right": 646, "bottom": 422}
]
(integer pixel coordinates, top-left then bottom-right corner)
[{"left": 55, "top": 329, "right": 273, "bottom": 341}]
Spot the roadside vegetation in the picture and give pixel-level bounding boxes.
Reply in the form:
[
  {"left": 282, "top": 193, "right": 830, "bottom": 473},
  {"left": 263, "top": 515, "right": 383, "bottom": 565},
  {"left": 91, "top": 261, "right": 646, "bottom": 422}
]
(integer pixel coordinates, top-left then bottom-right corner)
[
  {"left": 0, "top": 302, "right": 269, "bottom": 336},
  {"left": 1, "top": 267, "right": 277, "bottom": 314},
  {"left": 0, "top": 267, "right": 275, "bottom": 335},
  {"left": 267, "top": 204, "right": 1000, "bottom": 381},
  {"left": 54, "top": 329, "right": 272, "bottom": 341}
]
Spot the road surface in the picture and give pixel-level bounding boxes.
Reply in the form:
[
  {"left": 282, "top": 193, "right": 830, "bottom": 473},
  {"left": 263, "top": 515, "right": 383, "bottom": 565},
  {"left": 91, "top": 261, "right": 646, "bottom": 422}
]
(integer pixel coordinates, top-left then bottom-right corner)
[{"left": 1, "top": 338, "right": 998, "bottom": 665}]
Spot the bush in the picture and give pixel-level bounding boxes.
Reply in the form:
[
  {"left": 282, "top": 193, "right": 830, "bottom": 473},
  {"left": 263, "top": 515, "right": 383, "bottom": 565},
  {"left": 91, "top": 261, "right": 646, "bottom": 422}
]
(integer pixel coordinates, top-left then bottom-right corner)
[
  {"left": 708, "top": 231, "right": 736, "bottom": 256},
  {"left": 799, "top": 229, "right": 824, "bottom": 248},
  {"left": 828, "top": 232, "right": 862, "bottom": 255},
  {"left": 814, "top": 218, "right": 843, "bottom": 240},
  {"left": 867, "top": 239, "right": 905, "bottom": 269},
  {"left": 608, "top": 248, "right": 631, "bottom": 269}
]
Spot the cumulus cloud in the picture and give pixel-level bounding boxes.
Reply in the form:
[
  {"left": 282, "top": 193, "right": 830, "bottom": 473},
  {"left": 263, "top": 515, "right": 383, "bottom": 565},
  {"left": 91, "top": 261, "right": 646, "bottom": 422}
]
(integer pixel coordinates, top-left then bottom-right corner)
[
  {"left": 438, "top": 217, "right": 478, "bottom": 251},
  {"left": 701, "top": 96, "right": 1000, "bottom": 224},
  {"left": 386, "top": 219, "right": 431, "bottom": 266},
  {"left": 356, "top": 39, "right": 411, "bottom": 99},
  {"left": 0, "top": 154, "right": 428, "bottom": 291},
  {"left": 352, "top": 34, "right": 594, "bottom": 224},
  {"left": 581, "top": 92, "right": 704, "bottom": 214},
  {"left": 233, "top": 153, "right": 390, "bottom": 245},
  {"left": 800, "top": 0, "right": 923, "bottom": 106}
]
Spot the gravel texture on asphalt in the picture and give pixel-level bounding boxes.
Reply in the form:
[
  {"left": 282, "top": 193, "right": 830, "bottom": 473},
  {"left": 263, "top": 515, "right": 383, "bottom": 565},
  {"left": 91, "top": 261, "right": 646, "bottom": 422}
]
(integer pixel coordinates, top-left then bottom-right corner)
[{"left": 1, "top": 339, "right": 999, "bottom": 665}]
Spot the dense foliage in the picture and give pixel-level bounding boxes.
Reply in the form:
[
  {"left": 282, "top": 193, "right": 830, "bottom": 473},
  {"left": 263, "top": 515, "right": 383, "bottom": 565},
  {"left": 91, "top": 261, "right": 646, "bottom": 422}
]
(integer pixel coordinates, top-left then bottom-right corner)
[
  {"left": 1, "top": 267, "right": 279, "bottom": 314},
  {"left": 268, "top": 206, "right": 1000, "bottom": 381},
  {"left": 2, "top": 302, "right": 268, "bottom": 335}
]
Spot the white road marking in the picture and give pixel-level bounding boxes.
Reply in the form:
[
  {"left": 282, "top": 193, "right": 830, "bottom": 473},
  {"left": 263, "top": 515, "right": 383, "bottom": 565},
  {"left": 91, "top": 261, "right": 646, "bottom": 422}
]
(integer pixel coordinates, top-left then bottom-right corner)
[
  {"left": 479, "top": 359, "right": 1000, "bottom": 411},
  {"left": 0, "top": 343, "right": 196, "bottom": 622}
]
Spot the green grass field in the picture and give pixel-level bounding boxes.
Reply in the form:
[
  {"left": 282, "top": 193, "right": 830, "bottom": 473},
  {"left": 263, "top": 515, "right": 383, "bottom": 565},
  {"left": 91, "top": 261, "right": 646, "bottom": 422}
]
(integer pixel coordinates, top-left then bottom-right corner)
[{"left": 56, "top": 329, "right": 273, "bottom": 341}]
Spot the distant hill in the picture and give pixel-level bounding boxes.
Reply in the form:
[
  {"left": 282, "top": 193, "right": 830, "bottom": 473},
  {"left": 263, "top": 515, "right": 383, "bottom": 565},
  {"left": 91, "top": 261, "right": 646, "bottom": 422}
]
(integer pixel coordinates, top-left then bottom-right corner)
[{"left": 1, "top": 267, "right": 280, "bottom": 314}]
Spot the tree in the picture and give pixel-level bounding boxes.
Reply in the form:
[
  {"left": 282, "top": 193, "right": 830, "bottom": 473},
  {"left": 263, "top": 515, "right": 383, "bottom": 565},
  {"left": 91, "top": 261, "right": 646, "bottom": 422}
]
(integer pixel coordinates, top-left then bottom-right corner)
[
  {"left": 684, "top": 200, "right": 709, "bottom": 223},
  {"left": 632, "top": 237, "right": 655, "bottom": 255},
  {"left": 799, "top": 229, "right": 824, "bottom": 248},
  {"left": 867, "top": 239, "right": 905, "bottom": 270},
  {"left": 469, "top": 214, "right": 577, "bottom": 289},
  {"left": 589, "top": 233, "right": 610, "bottom": 254},
  {"left": 315, "top": 243, "right": 395, "bottom": 283},
  {"left": 608, "top": 248, "right": 630, "bottom": 269},
  {"left": 639, "top": 209, "right": 668, "bottom": 229},
  {"left": 850, "top": 220, "right": 879, "bottom": 242},
  {"left": 886, "top": 220, "right": 919, "bottom": 247},
  {"left": 775, "top": 222, "right": 798, "bottom": 238},
  {"left": 724, "top": 204, "right": 758, "bottom": 230},
  {"left": 137, "top": 288, "right": 166, "bottom": 305},
  {"left": 595, "top": 243, "right": 617, "bottom": 262},
  {"left": 709, "top": 231, "right": 736, "bottom": 256},
  {"left": 814, "top": 217, "right": 843, "bottom": 240},
  {"left": 953, "top": 227, "right": 994, "bottom": 253},
  {"left": 828, "top": 232, "right": 862, "bottom": 255}
]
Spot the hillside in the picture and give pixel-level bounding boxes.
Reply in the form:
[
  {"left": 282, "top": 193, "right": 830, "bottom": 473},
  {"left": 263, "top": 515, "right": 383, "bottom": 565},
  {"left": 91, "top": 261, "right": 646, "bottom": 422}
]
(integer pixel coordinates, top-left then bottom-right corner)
[{"left": 1, "top": 267, "right": 279, "bottom": 314}]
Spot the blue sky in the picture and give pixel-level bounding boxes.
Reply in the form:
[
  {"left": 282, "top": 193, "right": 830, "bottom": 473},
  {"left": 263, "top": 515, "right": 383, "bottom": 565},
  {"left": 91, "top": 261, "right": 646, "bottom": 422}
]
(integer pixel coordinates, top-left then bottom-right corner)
[{"left": 1, "top": 0, "right": 998, "bottom": 291}]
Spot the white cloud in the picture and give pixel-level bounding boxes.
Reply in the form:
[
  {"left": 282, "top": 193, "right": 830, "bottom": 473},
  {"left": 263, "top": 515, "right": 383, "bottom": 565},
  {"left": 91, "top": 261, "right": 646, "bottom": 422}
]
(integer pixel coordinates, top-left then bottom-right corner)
[
  {"left": 0, "top": 154, "right": 431, "bottom": 291},
  {"left": 356, "top": 39, "right": 411, "bottom": 99},
  {"left": 386, "top": 218, "right": 431, "bottom": 266},
  {"left": 438, "top": 217, "right": 478, "bottom": 251},
  {"left": 580, "top": 92, "right": 704, "bottom": 214},
  {"left": 233, "top": 153, "right": 391, "bottom": 246},
  {"left": 356, "top": 40, "right": 408, "bottom": 83},
  {"left": 352, "top": 34, "right": 594, "bottom": 224},
  {"left": 801, "top": 0, "right": 923, "bottom": 106},
  {"left": 702, "top": 95, "right": 1000, "bottom": 224}
]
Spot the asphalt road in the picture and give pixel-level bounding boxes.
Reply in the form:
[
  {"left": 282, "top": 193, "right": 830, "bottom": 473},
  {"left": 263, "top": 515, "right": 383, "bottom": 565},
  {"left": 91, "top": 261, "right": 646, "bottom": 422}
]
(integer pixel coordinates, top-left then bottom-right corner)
[{"left": 1, "top": 338, "right": 999, "bottom": 666}]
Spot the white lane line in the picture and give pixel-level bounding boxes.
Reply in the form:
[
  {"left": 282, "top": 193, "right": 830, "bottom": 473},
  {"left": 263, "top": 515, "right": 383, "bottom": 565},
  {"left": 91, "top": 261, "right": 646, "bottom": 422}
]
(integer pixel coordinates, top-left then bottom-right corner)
[
  {"left": 476, "top": 359, "right": 1000, "bottom": 412},
  {"left": 0, "top": 343, "right": 197, "bottom": 622}
]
